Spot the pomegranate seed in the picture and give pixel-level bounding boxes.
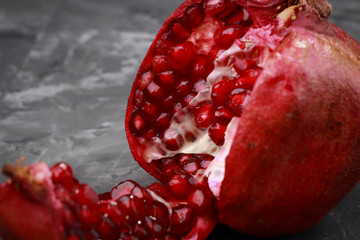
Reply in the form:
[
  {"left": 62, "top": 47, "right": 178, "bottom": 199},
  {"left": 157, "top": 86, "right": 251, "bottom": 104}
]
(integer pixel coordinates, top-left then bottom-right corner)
[
  {"left": 200, "top": 159, "right": 212, "bottom": 169},
  {"left": 97, "top": 215, "right": 116, "bottom": 238},
  {"left": 148, "top": 201, "right": 170, "bottom": 225},
  {"left": 170, "top": 20, "right": 191, "bottom": 42},
  {"left": 131, "top": 186, "right": 149, "bottom": 200},
  {"left": 144, "top": 216, "right": 165, "bottom": 236},
  {"left": 155, "top": 37, "right": 175, "bottom": 55},
  {"left": 147, "top": 182, "right": 170, "bottom": 199},
  {"left": 98, "top": 202, "right": 124, "bottom": 225},
  {"left": 146, "top": 81, "right": 166, "bottom": 101},
  {"left": 143, "top": 101, "right": 157, "bottom": 115},
  {"left": 120, "top": 232, "right": 139, "bottom": 240},
  {"left": 173, "top": 102, "right": 183, "bottom": 114},
  {"left": 188, "top": 188, "right": 213, "bottom": 213},
  {"left": 163, "top": 130, "right": 184, "bottom": 151},
  {"left": 193, "top": 102, "right": 215, "bottom": 129},
  {"left": 217, "top": 0, "right": 239, "bottom": 19},
  {"left": 51, "top": 162, "right": 74, "bottom": 187},
  {"left": 158, "top": 71, "right": 177, "bottom": 86},
  {"left": 176, "top": 79, "right": 192, "bottom": 96},
  {"left": 190, "top": 54, "right": 214, "bottom": 78},
  {"left": 236, "top": 75, "right": 257, "bottom": 89},
  {"left": 228, "top": 90, "right": 247, "bottom": 116},
  {"left": 203, "top": 0, "right": 226, "bottom": 16},
  {"left": 67, "top": 235, "right": 80, "bottom": 240},
  {"left": 167, "top": 174, "right": 192, "bottom": 196},
  {"left": 129, "top": 112, "right": 146, "bottom": 137},
  {"left": 62, "top": 207, "right": 76, "bottom": 227},
  {"left": 225, "top": 10, "right": 246, "bottom": 25},
  {"left": 211, "top": 78, "right": 235, "bottom": 106},
  {"left": 133, "top": 224, "right": 149, "bottom": 238},
  {"left": 77, "top": 205, "right": 98, "bottom": 227},
  {"left": 163, "top": 95, "right": 176, "bottom": 107},
  {"left": 133, "top": 88, "right": 144, "bottom": 109},
  {"left": 179, "top": 154, "right": 197, "bottom": 165},
  {"left": 169, "top": 42, "right": 195, "bottom": 69},
  {"left": 138, "top": 71, "right": 154, "bottom": 91},
  {"left": 208, "top": 123, "right": 227, "bottom": 146},
  {"left": 215, "top": 26, "right": 246, "bottom": 49},
  {"left": 143, "top": 127, "right": 157, "bottom": 140},
  {"left": 155, "top": 113, "right": 171, "bottom": 131},
  {"left": 183, "top": 161, "right": 199, "bottom": 174},
  {"left": 170, "top": 205, "right": 195, "bottom": 235},
  {"left": 233, "top": 58, "right": 258, "bottom": 73},
  {"left": 183, "top": 3, "right": 204, "bottom": 29},
  {"left": 152, "top": 55, "right": 169, "bottom": 73},
  {"left": 73, "top": 184, "right": 98, "bottom": 207},
  {"left": 214, "top": 105, "right": 233, "bottom": 124},
  {"left": 111, "top": 180, "right": 136, "bottom": 200}
]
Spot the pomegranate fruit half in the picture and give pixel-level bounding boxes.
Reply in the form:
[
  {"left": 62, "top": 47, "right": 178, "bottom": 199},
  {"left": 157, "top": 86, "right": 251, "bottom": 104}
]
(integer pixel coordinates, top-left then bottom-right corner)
[{"left": 125, "top": 0, "right": 360, "bottom": 237}]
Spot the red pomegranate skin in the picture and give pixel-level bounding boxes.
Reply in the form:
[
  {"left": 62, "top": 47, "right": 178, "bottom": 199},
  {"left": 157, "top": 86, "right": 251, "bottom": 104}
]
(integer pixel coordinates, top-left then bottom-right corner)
[
  {"left": 125, "top": 0, "right": 360, "bottom": 238},
  {"left": 220, "top": 3, "right": 360, "bottom": 238}
]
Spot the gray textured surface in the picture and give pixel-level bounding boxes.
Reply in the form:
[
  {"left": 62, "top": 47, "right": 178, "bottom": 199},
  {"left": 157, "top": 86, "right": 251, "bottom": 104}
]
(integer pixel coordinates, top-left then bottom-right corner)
[{"left": 0, "top": 0, "right": 359, "bottom": 239}]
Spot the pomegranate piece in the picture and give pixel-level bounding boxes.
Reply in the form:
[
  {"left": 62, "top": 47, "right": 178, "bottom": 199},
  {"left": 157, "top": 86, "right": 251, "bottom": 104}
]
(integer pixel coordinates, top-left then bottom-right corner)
[
  {"left": 125, "top": 0, "right": 360, "bottom": 238},
  {"left": 0, "top": 160, "right": 217, "bottom": 240}
]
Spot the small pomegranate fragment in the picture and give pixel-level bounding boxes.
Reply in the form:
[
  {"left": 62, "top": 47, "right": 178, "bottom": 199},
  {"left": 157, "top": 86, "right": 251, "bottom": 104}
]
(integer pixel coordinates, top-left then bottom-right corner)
[{"left": 169, "top": 42, "right": 195, "bottom": 69}]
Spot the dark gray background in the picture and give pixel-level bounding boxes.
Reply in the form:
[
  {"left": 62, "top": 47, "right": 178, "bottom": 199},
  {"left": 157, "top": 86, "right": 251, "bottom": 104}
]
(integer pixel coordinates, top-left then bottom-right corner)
[{"left": 0, "top": 0, "right": 359, "bottom": 239}]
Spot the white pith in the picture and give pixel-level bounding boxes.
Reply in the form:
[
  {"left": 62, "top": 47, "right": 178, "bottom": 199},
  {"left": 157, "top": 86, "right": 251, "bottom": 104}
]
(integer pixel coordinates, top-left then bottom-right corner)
[{"left": 138, "top": 15, "right": 280, "bottom": 198}]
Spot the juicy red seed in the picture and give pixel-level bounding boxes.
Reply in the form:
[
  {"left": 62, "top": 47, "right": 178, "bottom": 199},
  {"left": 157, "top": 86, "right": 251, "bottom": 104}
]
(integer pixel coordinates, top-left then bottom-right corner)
[
  {"left": 51, "top": 162, "right": 74, "bottom": 187},
  {"left": 146, "top": 81, "right": 166, "bottom": 101},
  {"left": 194, "top": 102, "right": 214, "bottom": 129},
  {"left": 77, "top": 205, "right": 98, "bottom": 227},
  {"left": 169, "top": 42, "right": 195, "bottom": 69},
  {"left": 133, "top": 89, "right": 144, "bottom": 109},
  {"left": 170, "top": 20, "right": 191, "bottom": 42},
  {"left": 217, "top": 0, "right": 239, "bottom": 19},
  {"left": 215, "top": 105, "right": 233, "bottom": 124},
  {"left": 173, "top": 102, "right": 183, "bottom": 114},
  {"left": 215, "top": 26, "right": 246, "bottom": 49},
  {"left": 97, "top": 215, "right": 116, "bottom": 238},
  {"left": 143, "top": 101, "right": 157, "bottom": 115},
  {"left": 211, "top": 78, "right": 235, "bottom": 106},
  {"left": 179, "top": 154, "right": 197, "bottom": 165},
  {"left": 73, "top": 184, "right": 98, "bottom": 207},
  {"left": 67, "top": 235, "right": 80, "bottom": 240},
  {"left": 228, "top": 92, "right": 247, "bottom": 116},
  {"left": 225, "top": 10, "right": 246, "bottom": 25},
  {"left": 144, "top": 216, "right": 164, "bottom": 236},
  {"left": 62, "top": 207, "right": 76, "bottom": 227},
  {"left": 176, "top": 79, "right": 192, "bottom": 96},
  {"left": 164, "top": 235, "right": 177, "bottom": 240},
  {"left": 138, "top": 71, "right": 154, "bottom": 91},
  {"left": 132, "top": 186, "right": 149, "bottom": 200},
  {"left": 148, "top": 201, "right": 170, "bottom": 225},
  {"left": 190, "top": 54, "right": 214, "bottom": 78},
  {"left": 158, "top": 71, "right": 177, "bottom": 85},
  {"left": 183, "top": 3, "right": 204, "bottom": 29},
  {"left": 118, "top": 195, "right": 147, "bottom": 220},
  {"left": 155, "top": 113, "right": 171, "bottom": 131},
  {"left": 183, "top": 92, "right": 196, "bottom": 105},
  {"left": 111, "top": 180, "right": 136, "bottom": 200},
  {"left": 170, "top": 205, "right": 195, "bottom": 235},
  {"left": 152, "top": 55, "right": 169, "bottom": 73},
  {"left": 200, "top": 159, "right": 212, "bottom": 169},
  {"left": 133, "top": 224, "right": 149, "bottom": 238},
  {"left": 188, "top": 188, "right": 212, "bottom": 213},
  {"left": 143, "top": 127, "right": 157, "bottom": 140},
  {"left": 183, "top": 162, "right": 199, "bottom": 174},
  {"left": 233, "top": 58, "right": 258, "bottom": 73},
  {"left": 209, "top": 123, "right": 227, "bottom": 146},
  {"left": 147, "top": 182, "right": 170, "bottom": 199},
  {"left": 129, "top": 112, "right": 146, "bottom": 136},
  {"left": 167, "top": 174, "right": 192, "bottom": 196},
  {"left": 164, "top": 95, "right": 176, "bottom": 107},
  {"left": 236, "top": 75, "right": 257, "bottom": 89},
  {"left": 98, "top": 202, "right": 124, "bottom": 225},
  {"left": 203, "top": 0, "right": 226, "bottom": 16},
  {"left": 163, "top": 130, "right": 184, "bottom": 151}
]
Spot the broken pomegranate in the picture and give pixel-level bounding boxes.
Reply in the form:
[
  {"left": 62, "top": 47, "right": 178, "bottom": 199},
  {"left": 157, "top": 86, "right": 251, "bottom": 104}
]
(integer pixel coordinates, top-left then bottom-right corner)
[
  {"left": 0, "top": 0, "right": 360, "bottom": 239},
  {"left": 125, "top": 0, "right": 360, "bottom": 237},
  {"left": 0, "top": 159, "right": 216, "bottom": 240}
]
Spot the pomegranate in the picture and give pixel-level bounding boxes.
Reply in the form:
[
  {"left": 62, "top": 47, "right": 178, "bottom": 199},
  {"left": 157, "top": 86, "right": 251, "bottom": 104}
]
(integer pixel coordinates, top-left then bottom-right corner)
[
  {"left": 125, "top": 0, "right": 360, "bottom": 237},
  {"left": 0, "top": 0, "right": 360, "bottom": 239},
  {"left": 0, "top": 158, "right": 217, "bottom": 240}
]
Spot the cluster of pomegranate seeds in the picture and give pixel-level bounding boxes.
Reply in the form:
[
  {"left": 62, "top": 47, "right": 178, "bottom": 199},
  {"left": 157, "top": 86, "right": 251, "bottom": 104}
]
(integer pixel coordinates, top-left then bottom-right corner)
[
  {"left": 50, "top": 157, "right": 215, "bottom": 240},
  {"left": 129, "top": 0, "right": 262, "bottom": 150}
]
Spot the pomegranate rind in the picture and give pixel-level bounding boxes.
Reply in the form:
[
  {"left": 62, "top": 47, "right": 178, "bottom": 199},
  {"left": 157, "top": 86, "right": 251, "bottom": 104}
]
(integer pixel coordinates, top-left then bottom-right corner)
[
  {"left": 219, "top": 25, "right": 360, "bottom": 237},
  {"left": 0, "top": 163, "right": 65, "bottom": 240}
]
